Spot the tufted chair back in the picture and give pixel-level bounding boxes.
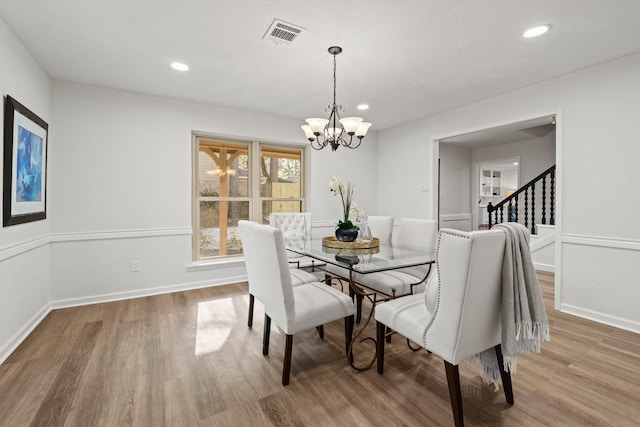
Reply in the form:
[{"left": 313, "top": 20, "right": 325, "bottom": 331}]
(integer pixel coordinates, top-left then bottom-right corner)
[
  {"left": 238, "top": 221, "right": 295, "bottom": 328},
  {"left": 424, "top": 228, "right": 506, "bottom": 365},
  {"left": 269, "top": 212, "right": 312, "bottom": 236}
]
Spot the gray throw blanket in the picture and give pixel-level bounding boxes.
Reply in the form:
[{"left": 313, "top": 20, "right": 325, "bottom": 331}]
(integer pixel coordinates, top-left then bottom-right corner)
[{"left": 477, "top": 222, "right": 550, "bottom": 388}]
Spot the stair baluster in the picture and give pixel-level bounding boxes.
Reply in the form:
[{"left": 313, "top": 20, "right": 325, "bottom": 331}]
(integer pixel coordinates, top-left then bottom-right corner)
[
  {"left": 487, "top": 164, "right": 555, "bottom": 233},
  {"left": 550, "top": 169, "right": 555, "bottom": 225},
  {"left": 542, "top": 175, "right": 547, "bottom": 225},
  {"left": 531, "top": 184, "right": 536, "bottom": 234},
  {"left": 524, "top": 188, "right": 529, "bottom": 231}
]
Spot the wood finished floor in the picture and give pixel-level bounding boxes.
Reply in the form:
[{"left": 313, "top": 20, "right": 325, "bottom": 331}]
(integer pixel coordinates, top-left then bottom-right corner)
[{"left": 1, "top": 272, "right": 639, "bottom": 426}]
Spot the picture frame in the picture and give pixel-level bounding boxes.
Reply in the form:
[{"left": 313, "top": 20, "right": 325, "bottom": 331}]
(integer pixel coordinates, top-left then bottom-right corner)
[{"left": 3, "top": 95, "right": 48, "bottom": 226}]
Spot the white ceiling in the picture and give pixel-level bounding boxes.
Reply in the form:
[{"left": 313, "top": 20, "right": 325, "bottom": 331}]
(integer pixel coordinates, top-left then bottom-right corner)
[
  {"left": 440, "top": 115, "right": 556, "bottom": 148},
  {"left": 1, "top": 0, "right": 640, "bottom": 132}
]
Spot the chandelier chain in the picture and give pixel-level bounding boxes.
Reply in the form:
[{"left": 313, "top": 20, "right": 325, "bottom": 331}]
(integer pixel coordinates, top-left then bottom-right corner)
[{"left": 333, "top": 53, "right": 337, "bottom": 108}]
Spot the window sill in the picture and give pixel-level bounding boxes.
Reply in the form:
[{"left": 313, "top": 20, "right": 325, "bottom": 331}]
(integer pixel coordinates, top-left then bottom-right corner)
[{"left": 186, "top": 257, "right": 245, "bottom": 272}]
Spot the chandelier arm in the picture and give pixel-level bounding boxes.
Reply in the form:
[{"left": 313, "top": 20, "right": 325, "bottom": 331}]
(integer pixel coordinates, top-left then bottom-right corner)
[
  {"left": 348, "top": 136, "right": 362, "bottom": 149},
  {"left": 310, "top": 138, "right": 327, "bottom": 150}
]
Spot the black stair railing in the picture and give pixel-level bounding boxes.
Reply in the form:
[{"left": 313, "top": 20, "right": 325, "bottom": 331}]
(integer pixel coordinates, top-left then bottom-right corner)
[{"left": 488, "top": 165, "right": 555, "bottom": 234}]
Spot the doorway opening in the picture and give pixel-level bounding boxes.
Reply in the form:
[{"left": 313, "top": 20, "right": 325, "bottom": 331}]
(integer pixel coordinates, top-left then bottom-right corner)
[
  {"left": 437, "top": 115, "right": 555, "bottom": 232},
  {"left": 474, "top": 158, "right": 520, "bottom": 230}
]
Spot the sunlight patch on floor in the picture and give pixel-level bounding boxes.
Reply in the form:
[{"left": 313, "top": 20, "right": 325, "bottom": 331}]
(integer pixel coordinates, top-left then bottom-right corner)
[{"left": 195, "top": 298, "right": 236, "bottom": 355}]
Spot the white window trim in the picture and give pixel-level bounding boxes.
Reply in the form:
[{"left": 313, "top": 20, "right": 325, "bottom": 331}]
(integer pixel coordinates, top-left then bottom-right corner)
[{"left": 192, "top": 134, "right": 307, "bottom": 261}]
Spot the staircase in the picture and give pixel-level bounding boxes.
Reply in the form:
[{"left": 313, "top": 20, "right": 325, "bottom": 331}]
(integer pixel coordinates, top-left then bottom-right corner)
[{"left": 488, "top": 165, "right": 556, "bottom": 272}]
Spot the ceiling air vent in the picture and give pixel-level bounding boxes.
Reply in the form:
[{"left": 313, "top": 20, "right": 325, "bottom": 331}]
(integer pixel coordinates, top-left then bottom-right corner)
[{"left": 263, "top": 19, "right": 305, "bottom": 45}]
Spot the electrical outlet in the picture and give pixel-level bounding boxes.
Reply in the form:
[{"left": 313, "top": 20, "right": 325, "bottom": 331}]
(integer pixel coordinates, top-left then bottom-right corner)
[{"left": 131, "top": 260, "right": 140, "bottom": 272}]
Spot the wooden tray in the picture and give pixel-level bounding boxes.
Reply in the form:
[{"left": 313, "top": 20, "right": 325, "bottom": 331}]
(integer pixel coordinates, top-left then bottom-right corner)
[{"left": 322, "top": 236, "right": 380, "bottom": 249}]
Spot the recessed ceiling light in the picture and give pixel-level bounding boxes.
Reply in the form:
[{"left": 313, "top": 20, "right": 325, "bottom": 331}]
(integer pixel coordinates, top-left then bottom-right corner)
[
  {"left": 523, "top": 25, "right": 550, "bottom": 38},
  {"left": 171, "top": 62, "right": 189, "bottom": 71},
  {"left": 513, "top": 162, "right": 519, "bottom": 166},
  {"left": 357, "top": 104, "right": 369, "bottom": 110}
]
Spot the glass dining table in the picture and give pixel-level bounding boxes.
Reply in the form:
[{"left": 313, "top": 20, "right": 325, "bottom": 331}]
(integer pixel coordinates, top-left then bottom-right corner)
[{"left": 286, "top": 236, "right": 435, "bottom": 370}]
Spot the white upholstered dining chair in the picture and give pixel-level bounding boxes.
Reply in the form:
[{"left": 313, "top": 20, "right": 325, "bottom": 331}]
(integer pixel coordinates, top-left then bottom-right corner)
[
  {"left": 375, "top": 228, "right": 512, "bottom": 427},
  {"left": 245, "top": 213, "right": 318, "bottom": 326},
  {"left": 238, "top": 221, "right": 355, "bottom": 385},
  {"left": 325, "top": 217, "right": 438, "bottom": 323},
  {"left": 358, "top": 218, "right": 438, "bottom": 296},
  {"left": 246, "top": 266, "right": 318, "bottom": 328},
  {"left": 269, "top": 212, "right": 326, "bottom": 274},
  {"left": 366, "top": 215, "right": 395, "bottom": 242}
]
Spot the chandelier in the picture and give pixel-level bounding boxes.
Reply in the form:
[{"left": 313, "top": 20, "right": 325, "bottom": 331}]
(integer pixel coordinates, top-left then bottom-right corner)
[{"left": 301, "top": 46, "right": 372, "bottom": 151}]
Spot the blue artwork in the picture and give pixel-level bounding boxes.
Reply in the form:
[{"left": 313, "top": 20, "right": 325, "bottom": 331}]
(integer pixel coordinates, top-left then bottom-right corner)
[{"left": 16, "top": 125, "right": 43, "bottom": 202}]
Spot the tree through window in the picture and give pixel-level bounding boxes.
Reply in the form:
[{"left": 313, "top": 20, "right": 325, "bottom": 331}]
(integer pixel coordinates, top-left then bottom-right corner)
[{"left": 194, "top": 137, "right": 305, "bottom": 260}]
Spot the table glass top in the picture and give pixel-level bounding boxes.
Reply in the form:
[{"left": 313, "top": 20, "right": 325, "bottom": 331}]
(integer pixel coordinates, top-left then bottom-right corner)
[{"left": 286, "top": 237, "right": 435, "bottom": 274}]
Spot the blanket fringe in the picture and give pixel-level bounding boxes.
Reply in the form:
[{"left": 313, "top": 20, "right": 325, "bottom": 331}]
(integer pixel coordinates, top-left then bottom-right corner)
[
  {"left": 515, "top": 321, "right": 551, "bottom": 353},
  {"left": 474, "top": 322, "right": 550, "bottom": 391}
]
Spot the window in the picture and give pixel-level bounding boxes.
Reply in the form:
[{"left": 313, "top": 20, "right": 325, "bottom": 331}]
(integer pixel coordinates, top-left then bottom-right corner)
[{"left": 193, "top": 136, "right": 305, "bottom": 260}]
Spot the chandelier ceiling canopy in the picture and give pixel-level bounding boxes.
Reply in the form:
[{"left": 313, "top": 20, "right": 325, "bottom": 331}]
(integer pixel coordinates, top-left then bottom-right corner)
[{"left": 301, "top": 46, "right": 371, "bottom": 151}]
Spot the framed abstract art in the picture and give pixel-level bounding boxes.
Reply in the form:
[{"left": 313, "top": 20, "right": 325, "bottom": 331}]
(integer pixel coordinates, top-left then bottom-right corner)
[{"left": 3, "top": 95, "right": 48, "bottom": 226}]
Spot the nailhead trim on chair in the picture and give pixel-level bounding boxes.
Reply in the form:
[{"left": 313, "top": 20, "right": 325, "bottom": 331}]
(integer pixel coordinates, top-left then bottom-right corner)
[{"left": 422, "top": 230, "right": 471, "bottom": 348}]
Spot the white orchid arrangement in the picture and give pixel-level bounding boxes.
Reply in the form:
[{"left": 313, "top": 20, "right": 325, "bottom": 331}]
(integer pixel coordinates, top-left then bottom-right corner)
[{"left": 329, "top": 176, "right": 364, "bottom": 230}]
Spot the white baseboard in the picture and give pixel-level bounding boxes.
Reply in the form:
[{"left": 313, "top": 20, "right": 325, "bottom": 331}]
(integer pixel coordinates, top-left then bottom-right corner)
[
  {"left": 560, "top": 303, "right": 640, "bottom": 335},
  {"left": 0, "top": 302, "right": 52, "bottom": 365},
  {"left": 534, "top": 262, "right": 555, "bottom": 273},
  {"left": 50, "top": 275, "right": 248, "bottom": 310}
]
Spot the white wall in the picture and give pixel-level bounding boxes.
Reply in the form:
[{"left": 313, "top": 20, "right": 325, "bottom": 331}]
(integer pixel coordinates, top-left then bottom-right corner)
[
  {"left": 48, "top": 81, "right": 379, "bottom": 304},
  {"left": 0, "top": 16, "right": 52, "bottom": 361},
  {"left": 377, "top": 52, "right": 640, "bottom": 333},
  {"left": 375, "top": 119, "right": 433, "bottom": 218},
  {"left": 438, "top": 144, "right": 472, "bottom": 230},
  {"left": 472, "top": 132, "right": 556, "bottom": 185}
]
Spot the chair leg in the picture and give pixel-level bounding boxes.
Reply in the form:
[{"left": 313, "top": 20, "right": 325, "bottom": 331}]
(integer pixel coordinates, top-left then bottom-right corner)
[
  {"left": 282, "top": 334, "right": 293, "bottom": 386},
  {"left": 247, "top": 294, "right": 255, "bottom": 327},
  {"left": 324, "top": 273, "right": 332, "bottom": 286},
  {"left": 376, "top": 321, "right": 386, "bottom": 374},
  {"left": 444, "top": 361, "right": 464, "bottom": 427},
  {"left": 316, "top": 325, "right": 324, "bottom": 339},
  {"left": 386, "top": 326, "right": 393, "bottom": 343},
  {"left": 355, "top": 294, "right": 363, "bottom": 324},
  {"left": 345, "top": 315, "right": 354, "bottom": 362},
  {"left": 494, "top": 344, "right": 515, "bottom": 405},
  {"left": 262, "top": 314, "right": 271, "bottom": 355}
]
